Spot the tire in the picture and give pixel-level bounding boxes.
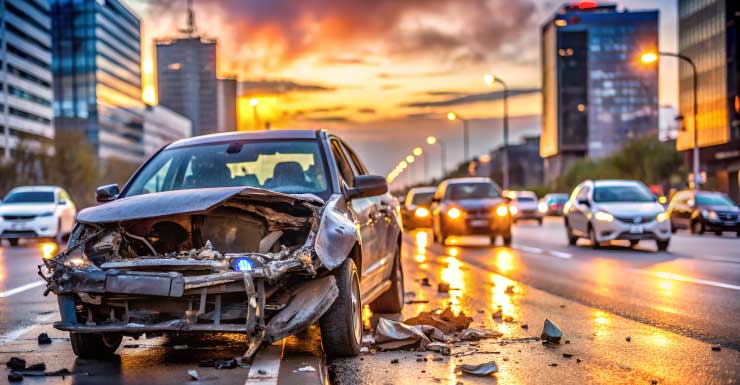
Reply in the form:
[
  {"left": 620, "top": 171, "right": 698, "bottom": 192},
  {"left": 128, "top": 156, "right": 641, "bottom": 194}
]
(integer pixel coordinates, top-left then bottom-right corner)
[
  {"left": 501, "top": 228, "right": 512, "bottom": 246},
  {"left": 714, "top": 231, "right": 722, "bottom": 236},
  {"left": 8, "top": 239, "right": 19, "bottom": 247},
  {"left": 589, "top": 226, "right": 601, "bottom": 249},
  {"left": 537, "top": 219, "right": 543, "bottom": 226},
  {"left": 656, "top": 239, "right": 670, "bottom": 251},
  {"left": 320, "top": 257, "right": 362, "bottom": 357},
  {"left": 70, "top": 333, "right": 122, "bottom": 358},
  {"left": 691, "top": 221, "right": 704, "bottom": 235},
  {"left": 629, "top": 240, "right": 639, "bottom": 248},
  {"left": 369, "top": 246, "right": 404, "bottom": 313},
  {"left": 55, "top": 219, "right": 63, "bottom": 244},
  {"left": 736, "top": 231, "right": 739, "bottom": 237},
  {"left": 565, "top": 222, "right": 578, "bottom": 246}
]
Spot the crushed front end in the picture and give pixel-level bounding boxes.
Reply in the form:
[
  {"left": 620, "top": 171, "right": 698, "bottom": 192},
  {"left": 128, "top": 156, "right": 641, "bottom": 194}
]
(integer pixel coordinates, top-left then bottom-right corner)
[{"left": 39, "top": 188, "right": 346, "bottom": 357}]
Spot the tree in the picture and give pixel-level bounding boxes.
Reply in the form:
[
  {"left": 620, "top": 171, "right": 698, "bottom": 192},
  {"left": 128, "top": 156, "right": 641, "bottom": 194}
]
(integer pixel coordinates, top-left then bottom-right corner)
[{"left": 41, "top": 131, "right": 99, "bottom": 208}]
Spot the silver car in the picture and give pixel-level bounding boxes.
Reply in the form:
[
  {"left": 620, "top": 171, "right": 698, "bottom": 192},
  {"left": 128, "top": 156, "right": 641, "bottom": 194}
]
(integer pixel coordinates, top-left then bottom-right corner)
[{"left": 564, "top": 180, "right": 671, "bottom": 251}]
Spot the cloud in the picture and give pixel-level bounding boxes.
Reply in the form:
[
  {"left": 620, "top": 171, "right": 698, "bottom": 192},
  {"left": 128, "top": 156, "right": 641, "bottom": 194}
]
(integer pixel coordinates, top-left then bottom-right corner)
[
  {"left": 303, "top": 116, "right": 352, "bottom": 123},
  {"left": 356, "top": 108, "right": 376, "bottom": 114},
  {"left": 238, "top": 80, "right": 335, "bottom": 96},
  {"left": 402, "top": 88, "right": 541, "bottom": 108}
]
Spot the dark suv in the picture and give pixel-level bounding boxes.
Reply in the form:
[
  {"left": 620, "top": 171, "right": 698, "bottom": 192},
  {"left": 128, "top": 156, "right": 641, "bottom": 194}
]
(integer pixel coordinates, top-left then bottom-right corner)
[
  {"left": 430, "top": 177, "right": 512, "bottom": 245},
  {"left": 667, "top": 190, "right": 739, "bottom": 236},
  {"left": 42, "top": 130, "right": 404, "bottom": 359}
]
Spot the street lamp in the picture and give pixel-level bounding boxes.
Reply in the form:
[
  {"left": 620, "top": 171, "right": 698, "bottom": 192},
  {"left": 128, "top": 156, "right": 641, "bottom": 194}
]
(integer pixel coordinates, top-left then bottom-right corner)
[
  {"left": 484, "top": 73, "right": 510, "bottom": 190},
  {"left": 427, "top": 135, "right": 447, "bottom": 178},
  {"left": 447, "top": 112, "right": 470, "bottom": 161},
  {"left": 641, "top": 51, "right": 700, "bottom": 190}
]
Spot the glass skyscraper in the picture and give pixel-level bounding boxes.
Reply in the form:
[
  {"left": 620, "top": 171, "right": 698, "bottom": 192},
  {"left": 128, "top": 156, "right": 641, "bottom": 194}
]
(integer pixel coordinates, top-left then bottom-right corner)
[
  {"left": 679, "top": 0, "right": 740, "bottom": 201},
  {"left": 1, "top": 0, "right": 54, "bottom": 158},
  {"left": 50, "top": 0, "right": 145, "bottom": 162},
  {"left": 540, "top": 2, "right": 659, "bottom": 183}
]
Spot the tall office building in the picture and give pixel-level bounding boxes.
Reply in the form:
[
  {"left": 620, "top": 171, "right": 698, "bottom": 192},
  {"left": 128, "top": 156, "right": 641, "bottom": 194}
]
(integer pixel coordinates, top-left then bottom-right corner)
[
  {"left": 217, "top": 76, "right": 237, "bottom": 132},
  {"left": 540, "top": 2, "right": 659, "bottom": 183},
  {"left": 143, "top": 104, "right": 192, "bottom": 156},
  {"left": 155, "top": 36, "right": 218, "bottom": 136},
  {"left": 50, "top": 0, "right": 145, "bottom": 163},
  {"left": 678, "top": 0, "right": 740, "bottom": 201},
  {"left": 1, "top": 0, "right": 54, "bottom": 158}
]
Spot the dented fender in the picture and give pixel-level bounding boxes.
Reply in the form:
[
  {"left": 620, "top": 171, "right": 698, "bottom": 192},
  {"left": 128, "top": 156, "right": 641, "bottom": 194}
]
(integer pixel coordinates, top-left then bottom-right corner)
[{"left": 314, "top": 195, "right": 360, "bottom": 270}]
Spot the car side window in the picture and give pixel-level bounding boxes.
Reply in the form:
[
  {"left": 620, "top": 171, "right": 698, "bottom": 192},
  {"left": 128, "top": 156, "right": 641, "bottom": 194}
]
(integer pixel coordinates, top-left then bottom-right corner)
[
  {"left": 330, "top": 139, "right": 355, "bottom": 187},
  {"left": 577, "top": 186, "right": 590, "bottom": 201},
  {"left": 340, "top": 141, "right": 368, "bottom": 176}
]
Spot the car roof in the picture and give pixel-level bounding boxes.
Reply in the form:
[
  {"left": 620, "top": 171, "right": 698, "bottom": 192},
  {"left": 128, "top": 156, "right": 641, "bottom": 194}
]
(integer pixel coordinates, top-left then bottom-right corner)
[
  {"left": 167, "top": 130, "right": 323, "bottom": 149},
  {"left": 591, "top": 179, "right": 644, "bottom": 187},
  {"left": 409, "top": 186, "right": 437, "bottom": 194},
  {"left": 444, "top": 177, "right": 493, "bottom": 185},
  {"left": 8, "top": 186, "right": 60, "bottom": 193}
]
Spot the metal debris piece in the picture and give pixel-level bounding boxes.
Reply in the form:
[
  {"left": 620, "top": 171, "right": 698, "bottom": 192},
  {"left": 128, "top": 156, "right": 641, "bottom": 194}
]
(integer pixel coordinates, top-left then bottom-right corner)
[
  {"left": 455, "top": 361, "right": 498, "bottom": 376},
  {"left": 549, "top": 363, "right": 558, "bottom": 367},
  {"left": 173, "top": 344, "right": 188, "bottom": 350},
  {"left": 427, "top": 342, "right": 451, "bottom": 355},
  {"left": 11, "top": 368, "right": 73, "bottom": 377},
  {"left": 26, "top": 363, "right": 46, "bottom": 371},
  {"left": 297, "top": 365, "right": 317, "bottom": 372},
  {"left": 405, "top": 291, "right": 416, "bottom": 297},
  {"left": 438, "top": 283, "right": 450, "bottom": 293},
  {"left": 37, "top": 332, "right": 52, "bottom": 345},
  {"left": 390, "top": 359, "right": 399, "bottom": 364},
  {"left": 374, "top": 318, "right": 452, "bottom": 350},
  {"left": 459, "top": 328, "right": 503, "bottom": 341},
  {"left": 625, "top": 336, "right": 631, "bottom": 342},
  {"left": 360, "top": 346, "right": 369, "bottom": 353},
  {"left": 492, "top": 308, "right": 503, "bottom": 319},
  {"left": 505, "top": 285, "right": 515, "bottom": 294},
  {"left": 420, "top": 277, "right": 431, "bottom": 287},
  {"left": 7, "top": 372, "right": 23, "bottom": 383},
  {"left": 521, "top": 324, "right": 528, "bottom": 329},
  {"left": 711, "top": 344, "right": 721, "bottom": 351},
  {"left": 651, "top": 380, "right": 658, "bottom": 385},
  {"left": 406, "top": 299, "right": 430, "bottom": 304},
  {"left": 540, "top": 319, "right": 563, "bottom": 343},
  {"left": 562, "top": 353, "right": 574, "bottom": 358},
  {"left": 576, "top": 358, "right": 582, "bottom": 363},
  {"left": 123, "top": 344, "right": 140, "bottom": 348},
  {"left": 564, "top": 340, "right": 570, "bottom": 344},
  {"left": 404, "top": 308, "right": 473, "bottom": 334},
  {"left": 503, "top": 315, "right": 514, "bottom": 322},
  {"left": 217, "top": 359, "right": 238, "bottom": 369},
  {"left": 187, "top": 370, "right": 199, "bottom": 380},
  {"left": 6, "top": 357, "right": 26, "bottom": 370}
]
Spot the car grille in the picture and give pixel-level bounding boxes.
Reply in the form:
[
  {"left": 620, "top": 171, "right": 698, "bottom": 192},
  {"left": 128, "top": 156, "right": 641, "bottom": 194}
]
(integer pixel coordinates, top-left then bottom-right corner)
[
  {"left": 2, "top": 215, "right": 36, "bottom": 221},
  {"left": 1, "top": 230, "right": 37, "bottom": 237},
  {"left": 464, "top": 208, "right": 490, "bottom": 218},
  {"left": 717, "top": 212, "right": 738, "bottom": 221},
  {"left": 615, "top": 216, "right": 654, "bottom": 224}
]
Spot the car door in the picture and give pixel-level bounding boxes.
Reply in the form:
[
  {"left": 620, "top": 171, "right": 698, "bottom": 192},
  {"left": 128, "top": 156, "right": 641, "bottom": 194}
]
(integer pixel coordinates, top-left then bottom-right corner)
[
  {"left": 569, "top": 184, "right": 591, "bottom": 235},
  {"left": 328, "top": 140, "right": 383, "bottom": 295}
]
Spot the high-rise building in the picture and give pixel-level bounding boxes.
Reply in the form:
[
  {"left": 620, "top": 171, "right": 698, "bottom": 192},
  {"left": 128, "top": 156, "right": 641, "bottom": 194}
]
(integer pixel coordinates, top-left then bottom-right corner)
[
  {"left": 50, "top": 0, "right": 145, "bottom": 163},
  {"left": 1, "top": 0, "right": 54, "bottom": 158},
  {"left": 155, "top": 36, "right": 218, "bottom": 136},
  {"left": 143, "top": 104, "right": 192, "bottom": 156},
  {"left": 540, "top": 2, "right": 659, "bottom": 183},
  {"left": 678, "top": 0, "right": 740, "bottom": 201},
  {"left": 217, "top": 76, "right": 237, "bottom": 132}
]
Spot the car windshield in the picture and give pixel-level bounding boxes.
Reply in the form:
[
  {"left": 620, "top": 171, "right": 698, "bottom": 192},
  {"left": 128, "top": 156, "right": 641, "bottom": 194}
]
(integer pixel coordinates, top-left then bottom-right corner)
[
  {"left": 516, "top": 197, "right": 536, "bottom": 202},
  {"left": 696, "top": 193, "right": 735, "bottom": 207},
  {"left": 593, "top": 185, "right": 655, "bottom": 203},
  {"left": 123, "top": 140, "right": 330, "bottom": 199},
  {"left": 548, "top": 194, "right": 568, "bottom": 203},
  {"left": 446, "top": 183, "right": 500, "bottom": 200},
  {"left": 3, "top": 191, "right": 55, "bottom": 204},
  {"left": 410, "top": 192, "right": 434, "bottom": 205}
]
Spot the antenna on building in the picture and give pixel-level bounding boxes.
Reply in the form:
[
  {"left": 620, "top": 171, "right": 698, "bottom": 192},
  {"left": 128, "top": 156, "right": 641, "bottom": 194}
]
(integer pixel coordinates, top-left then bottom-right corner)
[{"left": 180, "top": 0, "right": 196, "bottom": 36}]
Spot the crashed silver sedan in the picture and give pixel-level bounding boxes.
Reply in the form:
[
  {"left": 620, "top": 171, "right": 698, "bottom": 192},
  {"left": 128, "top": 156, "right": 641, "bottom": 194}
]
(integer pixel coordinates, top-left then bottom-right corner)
[{"left": 40, "top": 130, "right": 404, "bottom": 358}]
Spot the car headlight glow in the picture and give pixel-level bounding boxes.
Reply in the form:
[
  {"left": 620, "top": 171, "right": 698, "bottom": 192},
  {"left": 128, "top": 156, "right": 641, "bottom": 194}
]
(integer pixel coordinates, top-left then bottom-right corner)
[
  {"left": 234, "top": 257, "right": 254, "bottom": 271},
  {"left": 538, "top": 202, "right": 548, "bottom": 213},
  {"left": 701, "top": 210, "right": 718, "bottom": 220},
  {"left": 656, "top": 212, "right": 668, "bottom": 223},
  {"left": 447, "top": 207, "right": 461, "bottom": 219},
  {"left": 414, "top": 207, "right": 430, "bottom": 218},
  {"left": 509, "top": 205, "right": 519, "bottom": 215},
  {"left": 594, "top": 211, "right": 614, "bottom": 222},
  {"left": 496, "top": 205, "right": 509, "bottom": 217}
]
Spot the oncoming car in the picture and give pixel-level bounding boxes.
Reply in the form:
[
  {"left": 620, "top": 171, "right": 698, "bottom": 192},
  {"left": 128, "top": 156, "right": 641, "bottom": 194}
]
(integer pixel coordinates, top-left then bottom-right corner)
[
  {"left": 0, "top": 186, "right": 76, "bottom": 246},
  {"left": 401, "top": 186, "right": 437, "bottom": 229},
  {"left": 40, "top": 130, "right": 404, "bottom": 359},
  {"left": 564, "top": 180, "right": 670, "bottom": 251},
  {"left": 430, "top": 178, "right": 512, "bottom": 246}
]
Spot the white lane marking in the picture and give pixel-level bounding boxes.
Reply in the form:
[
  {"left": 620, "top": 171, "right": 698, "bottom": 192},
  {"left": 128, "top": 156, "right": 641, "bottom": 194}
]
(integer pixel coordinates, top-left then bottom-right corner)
[
  {"left": 548, "top": 250, "right": 573, "bottom": 259},
  {"left": 513, "top": 245, "right": 543, "bottom": 254},
  {"left": 246, "top": 340, "right": 285, "bottom": 385},
  {"left": 0, "top": 312, "right": 56, "bottom": 344},
  {"left": 633, "top": 270, "right": 740, "bottom": 291},
  {"left": 0, "top": 280, "right": 45, "bottom": 298}
]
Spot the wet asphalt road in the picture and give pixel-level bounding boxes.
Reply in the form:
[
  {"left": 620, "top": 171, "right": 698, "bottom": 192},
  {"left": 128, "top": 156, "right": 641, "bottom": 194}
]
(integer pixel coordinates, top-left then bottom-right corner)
[{"left": 1, "top": 219, "right": 739, "bottom": 384}]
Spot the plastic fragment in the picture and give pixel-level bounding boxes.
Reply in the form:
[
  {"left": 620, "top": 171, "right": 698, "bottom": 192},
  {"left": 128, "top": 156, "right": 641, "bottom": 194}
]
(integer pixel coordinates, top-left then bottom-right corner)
[
  {"left": 540, "top": 319, "right": 563, "bottom": 343},
  {"left": 455, "top": 361, "right": 498, "bottom": 376},
  {"left": 37, "top": 333, "right": 52, "bottom": 345},
  {"left": 187, "top": 370, "right": 199, "bottom": 380}
]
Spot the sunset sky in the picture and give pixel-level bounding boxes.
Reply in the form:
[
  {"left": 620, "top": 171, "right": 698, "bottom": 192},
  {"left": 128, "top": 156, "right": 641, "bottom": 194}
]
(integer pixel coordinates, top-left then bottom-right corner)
[{"left": 129, "top": 0, "right": 678, "bottom": 180}]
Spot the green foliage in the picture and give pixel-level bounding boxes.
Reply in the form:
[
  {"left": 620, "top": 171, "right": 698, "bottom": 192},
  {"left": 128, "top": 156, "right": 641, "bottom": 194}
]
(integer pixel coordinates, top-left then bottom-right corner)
[{"left": 554, "top": 136, "right": 686, "bottom": 192}]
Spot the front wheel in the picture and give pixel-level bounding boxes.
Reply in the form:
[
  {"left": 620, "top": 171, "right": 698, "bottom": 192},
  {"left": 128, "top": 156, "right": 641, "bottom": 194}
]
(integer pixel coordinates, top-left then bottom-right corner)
[
  {"left": 369, "top": 246, "right": 404, "bottom": 313},
  {"left": 566, "top": 223, "right": 578, "bottom": 246},
  {"left": 8, "top": 239, "right": 19, "bottom": 247},
  {"left": 589, "top": 226, "right": 601, "bottom": 249},
  {"left": 320, "top": 258, "right": 362, "bottom": 357},
  {"left": 501, "top": 229, "right": 512, "bottom": 246},
  {"left": 691, "top": 221, "right": 704, "bottom": 235},
  {"left": 70, "top": 333, "right": 122, "bottom": 358},
  {"left": 656, "top": 239, "right": 670, "bottom": 251}
]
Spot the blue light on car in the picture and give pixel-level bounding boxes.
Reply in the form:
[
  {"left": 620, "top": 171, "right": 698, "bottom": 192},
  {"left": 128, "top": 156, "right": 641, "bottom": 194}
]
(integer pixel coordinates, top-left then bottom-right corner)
[{"left": 235, "top": 257, "right": 253, "bottom": 271}]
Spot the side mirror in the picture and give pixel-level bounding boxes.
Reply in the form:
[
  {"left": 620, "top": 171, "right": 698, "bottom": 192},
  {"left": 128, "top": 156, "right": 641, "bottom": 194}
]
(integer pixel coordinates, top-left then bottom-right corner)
[
  {"left": 58, "top": 199, "right": 67, "bottom": 205},
  {"left": 347, "top": 175, "right": 388, "bottom": 199},
  {"left": 577, "top": 198, "right": 590, "bottom": 206},
  {"left": 96, "top": 184, "right": 120, "bottom": 203}
]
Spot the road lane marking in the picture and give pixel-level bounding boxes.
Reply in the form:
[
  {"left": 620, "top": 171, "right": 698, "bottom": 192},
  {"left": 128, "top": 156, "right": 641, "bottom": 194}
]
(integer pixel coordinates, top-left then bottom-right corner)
[
  {"left": 0, "top": 312, "right": 56, "bottom": 344},
  {"left": 548, "top": 250, "right": 573, "bottom": 259},
  {"left": 0, "top": 280, "right": 45, "bottom": 298},
  {"left": 633, "top": 270, "right": 740, "bottom": 291},
  {"left": 513, "top": 245, "right": 543, "bottom": 254},
  {"left": 246, "top": 340, "right": 285, "bottom": 385}
]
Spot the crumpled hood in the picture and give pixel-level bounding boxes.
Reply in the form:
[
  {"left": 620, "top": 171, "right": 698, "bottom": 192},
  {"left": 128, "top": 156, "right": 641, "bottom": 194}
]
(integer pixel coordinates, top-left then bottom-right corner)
[
  {"left": 594, "top": 202, "right": 664, "bottom": 217},
  {"left": 0, "top": 203, "right": 57, "bottom": 215},
  {"left": 76, "top": 187, "right": 324, "bottom": 224}
]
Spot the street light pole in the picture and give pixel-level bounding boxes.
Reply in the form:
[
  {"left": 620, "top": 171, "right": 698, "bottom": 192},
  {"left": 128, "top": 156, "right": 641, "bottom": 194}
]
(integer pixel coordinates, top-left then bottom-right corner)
[
  {"left": 447, "top": 112, "right": 469, "bottom": 161},
  {"left": 641, "top": 51, "right": 700, "bottom": 190},
  {"left": 484, "top": 74, "right": 510, "bottom": 190},
  {"left": 427, "top": 136, "right": 447, "bottom": 179}
]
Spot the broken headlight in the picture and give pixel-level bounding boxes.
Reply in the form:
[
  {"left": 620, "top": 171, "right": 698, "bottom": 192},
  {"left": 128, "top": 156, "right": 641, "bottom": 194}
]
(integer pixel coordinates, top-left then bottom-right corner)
[{"left": 229, "top": 255, "right": 264, "bottom": 272}]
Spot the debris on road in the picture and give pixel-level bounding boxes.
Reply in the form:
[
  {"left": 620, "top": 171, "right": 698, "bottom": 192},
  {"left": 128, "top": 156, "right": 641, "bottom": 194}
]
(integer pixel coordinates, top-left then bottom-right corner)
[
  {"left": 711, "top": 344, "right": 721, "bottom": 351},
  {"left": 26, "top": 363, "right": 46, "bottom": 371},
  {"left": 459, "top": 328, "right": 503, "bottom": 341},
  {"left": 296, "top": 365, "right": 317, "bottom": 372},
  {"left": 198, "top": 358, "right": 238, "bottom": 369},
  {"left": 405, "top": 299, "right": 430, "bottom": 304},
  {"left": 492, "top": 308, "right": 503, "bottom": 320},
  {"left": 390, "top": 359, "right": 399, "bottom": 364},
  {"left": 10, "top": 368, "right": 74, "bottom": 377},
  {"left": 427, "top": 341, "right": 451, "bottom": 355},
  {"left": 505, "top": 285, "right": 515, "bottom": 294},
  {"left": 374, "top": 318, "right": 451, "bottom": 351},
  {"left": 455, "top": 361, "right": 498, "bottom": 376},
  {"left": 562, "top": 353, "right": 574, "bottom": 358},
  {"left": 438, "top": 282, "right": 450, "bottom": 293},
  {"left": 540, "top": 319, "right": 563, "bottom": 343},
  {"left": 404, "top": 307, "right": 472, "bottom": 333},
  {"left": 420, "top": 277, "right": 431, "bottom": 287},
  {"left": 520, "top": 324, "right": 528, "bottom": 329},
  {"left": 7, "top": 372, "right": 23, "bottom": 383},
  {"left": 6, "top": 357, "right": 26, "bottom": 370},
  {"left": 625, "top": 336, "right": 631, "bottom": 342},
  {"left": 173, "top": 344, "right": 188, "bottom": 350},
  {"left": 187, "top": 370, "right": 199, "bottom": 380},
  {"left": 37, "top": 332, "right": 52, "bottom": 345}
]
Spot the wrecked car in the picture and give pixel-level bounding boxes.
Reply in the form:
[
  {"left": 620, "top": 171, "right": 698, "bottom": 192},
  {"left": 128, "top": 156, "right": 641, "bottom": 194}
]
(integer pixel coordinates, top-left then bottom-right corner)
[{"left": 40, "top": 130, "right": 404, "bottom": 359}]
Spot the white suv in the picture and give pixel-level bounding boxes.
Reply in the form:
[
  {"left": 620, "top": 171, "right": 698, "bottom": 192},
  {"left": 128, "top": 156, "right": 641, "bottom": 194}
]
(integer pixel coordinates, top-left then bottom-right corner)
[
  {"left": 564, "top": 180, "right": 670, "bottom": 251},
  {"left": 0, "top": 186, "right": 76, "bottom": 246}
]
